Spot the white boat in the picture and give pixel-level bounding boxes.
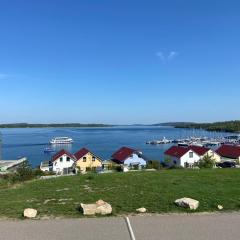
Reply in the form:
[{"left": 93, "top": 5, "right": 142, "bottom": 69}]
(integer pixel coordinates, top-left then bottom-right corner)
[
  {"left": 178, "top": 142, "right": 189, "bottom": 147},
  {"left": 50, "top": 137, "right": 73, "bottom": 144}
]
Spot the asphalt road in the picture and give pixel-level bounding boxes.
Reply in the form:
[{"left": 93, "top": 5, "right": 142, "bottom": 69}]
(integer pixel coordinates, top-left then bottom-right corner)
[{"left": 0, "top": 213, "right": 239, "bottom": 240}]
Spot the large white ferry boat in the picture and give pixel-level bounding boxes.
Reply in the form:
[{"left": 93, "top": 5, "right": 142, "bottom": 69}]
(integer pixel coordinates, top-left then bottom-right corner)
[{"left": 50, "top": 137, "right": 74, "bottom": 144}]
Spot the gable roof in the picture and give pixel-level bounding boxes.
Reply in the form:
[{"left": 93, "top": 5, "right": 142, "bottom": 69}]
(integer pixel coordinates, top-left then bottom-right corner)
[
  {"left": 165, "top": 145, "right": 211, "bottom": 158},
  {"left": 164, "top": 146, "right": 190, "bottom": 158},
  {"left": 111, "top": 147, "right": 137, "bottom": 162},
  {"left": 216, "top": 144, "right": 240, "bottom": 159},
  {"left": 51, "top": 149, "right": 75, "bottom": 162},
  {"left": 189, "top": 146, "right": 210, "bottom": 156},
  {"left": 74, "top": 148, "right": 90, "bottom": 160}
]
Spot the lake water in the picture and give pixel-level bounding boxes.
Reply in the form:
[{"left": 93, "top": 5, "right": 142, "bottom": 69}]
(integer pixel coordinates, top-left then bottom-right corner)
[{"left": 0, "top": 126, "right": 229, "bottom": 167}]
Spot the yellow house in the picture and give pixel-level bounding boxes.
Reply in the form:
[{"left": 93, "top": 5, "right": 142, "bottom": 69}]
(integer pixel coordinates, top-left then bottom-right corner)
[{"left": 74, "top": 148, "right": 102, "bottom": 172}]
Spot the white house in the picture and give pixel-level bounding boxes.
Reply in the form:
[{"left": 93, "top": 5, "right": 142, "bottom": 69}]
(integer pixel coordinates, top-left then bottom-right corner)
[
  {"left": 164, "top": 146, "right": 201, "bottom": 167},
  {"left": 51, "top": 149, "right": 75, "bottom": 174},
  {"left": 111, "top": 147, "right": 147, "bottom": 170}
]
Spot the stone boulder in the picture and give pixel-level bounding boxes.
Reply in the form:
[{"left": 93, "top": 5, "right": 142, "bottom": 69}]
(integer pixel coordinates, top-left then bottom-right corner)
[
  {"left": 136, "top": 208, "right": 147, "bottom": 213},
  {"left": 81, "top": 200, "right": 112, "bottom": 216},
  {"left": 23, "top": 208, "right": 38, "bottom": 218},
  {"left": 217, "top": 205, "right": 223, "bottom": 210},
  {"left": 175, "top": 198, "right": 199, "bottom": 210}
]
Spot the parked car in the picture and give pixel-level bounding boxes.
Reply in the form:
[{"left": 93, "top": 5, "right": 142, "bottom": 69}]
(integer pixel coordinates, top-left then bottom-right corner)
[{"left": 217, "top": 161, "right": 236, "bottom": 168}]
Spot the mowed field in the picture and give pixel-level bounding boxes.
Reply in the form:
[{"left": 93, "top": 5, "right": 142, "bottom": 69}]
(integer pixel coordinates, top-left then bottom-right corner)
[{"left": 0, "top": 169, "right": 240, "bottom": 218}]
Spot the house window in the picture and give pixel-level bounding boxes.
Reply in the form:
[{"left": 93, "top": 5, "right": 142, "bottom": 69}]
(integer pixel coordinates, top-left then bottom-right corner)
[
  {"left": 83, "top": 157, "right": 87, "bottom": 162},
  {"left": 92, "top": 156, "right": 96, "bottom": 161},
  {"left": 67, "top": 157, "right": 70, "bottom": 162},
  {"left": 189, "top": 152, "right": 193, "bottom": 158},
  {"left": 60, "top": 157, "right": 63, "bottom": 162}
]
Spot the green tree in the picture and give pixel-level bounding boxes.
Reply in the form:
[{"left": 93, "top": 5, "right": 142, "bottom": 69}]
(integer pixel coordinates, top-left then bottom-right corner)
[{"left": 198, "top": 155, "right": 215, "bottom": 169}]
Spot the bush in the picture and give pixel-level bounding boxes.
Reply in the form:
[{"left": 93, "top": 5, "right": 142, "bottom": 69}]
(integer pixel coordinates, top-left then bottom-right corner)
[
  {"left": 146, "top": 160, "right": 163, "bottom": 170},
  {"left": 198, "top": 155, "right": 215, "bottom": 169},
  {"left": 114, "top": 166, "right": 122, "bottom": 172},
  {"left": 15, "top": 161, "right": 34, "bottom": 181},
  {"left": 32, "top": 169, "right": 45, "bottom": 177}
]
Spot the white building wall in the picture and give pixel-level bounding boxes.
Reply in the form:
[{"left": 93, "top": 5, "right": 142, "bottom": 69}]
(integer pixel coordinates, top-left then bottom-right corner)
[
  {"left": 124, "top": 153, "right": 146, "bottom": 167},
  {"left": 180, "top": 151, "right": 200, "bottom": 167},
  {"left": 52, "top": 154, "right": 75, "bottom": 173}
]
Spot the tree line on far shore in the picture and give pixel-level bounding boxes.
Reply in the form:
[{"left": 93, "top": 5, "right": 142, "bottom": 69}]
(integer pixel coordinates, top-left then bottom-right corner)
[
  {"left": 0, "top": 123, "right": 111, "bottom": 128},
  {"left": 174, "top": 120, "right": 240, "bottom": 133}
]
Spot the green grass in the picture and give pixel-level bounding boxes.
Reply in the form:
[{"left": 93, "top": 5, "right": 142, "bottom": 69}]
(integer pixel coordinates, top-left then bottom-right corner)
[{"left": 0, "top": 169, "right": 240, "bottom": 218}]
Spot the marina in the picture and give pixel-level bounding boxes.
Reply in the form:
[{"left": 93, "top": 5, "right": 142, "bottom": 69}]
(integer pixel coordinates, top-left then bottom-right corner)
[{"left": 146, "top": 135, "right": 240, "bottom": 148}]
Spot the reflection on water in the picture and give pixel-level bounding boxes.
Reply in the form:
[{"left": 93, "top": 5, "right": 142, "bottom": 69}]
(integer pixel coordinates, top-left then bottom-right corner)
[{"left": 51, "top": 143, "right": 73, "bottom": 152}]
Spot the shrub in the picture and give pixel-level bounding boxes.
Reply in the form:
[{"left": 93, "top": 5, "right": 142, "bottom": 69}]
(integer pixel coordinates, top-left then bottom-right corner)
[
  {"left": 15, "top": 161, "right": 34, "bottom": 181},
  {"left": 32, "top": 169, "right": 45, "bottom": 177},
  {"left": 114, "top": 166, "right": 122, "bottom": 172},
  {"left": 198, "top": 155, "right": 215, "bottom": 169},
  {"left": 146, "top": 160, "right": 163, "bottom": 170}
]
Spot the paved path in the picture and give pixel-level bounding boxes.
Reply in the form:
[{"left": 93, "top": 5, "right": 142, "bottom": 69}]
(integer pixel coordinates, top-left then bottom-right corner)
[{"left": 0, "top": 213, "right": 240, "bottom": 240}]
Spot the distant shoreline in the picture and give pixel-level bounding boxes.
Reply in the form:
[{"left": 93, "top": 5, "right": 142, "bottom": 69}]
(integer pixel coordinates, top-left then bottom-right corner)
[
  {"left": 0, "top": 121, "right": 240, "bottom": 133},
  {"left": 155, "top": 121, "right": 240, "bottom": 133},
  {"left": 0, "top": 123, "right": 112, "bottom": 129}
]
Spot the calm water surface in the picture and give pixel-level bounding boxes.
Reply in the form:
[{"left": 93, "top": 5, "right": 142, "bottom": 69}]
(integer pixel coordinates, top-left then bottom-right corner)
[{"left": 1, "top": 126, "right": 228, "bottom": 167}]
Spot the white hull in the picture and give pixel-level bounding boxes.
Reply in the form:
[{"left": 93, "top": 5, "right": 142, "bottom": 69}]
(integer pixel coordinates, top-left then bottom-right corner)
[{"left": 50, "top": 137, "right": 73, "bottom": 145}]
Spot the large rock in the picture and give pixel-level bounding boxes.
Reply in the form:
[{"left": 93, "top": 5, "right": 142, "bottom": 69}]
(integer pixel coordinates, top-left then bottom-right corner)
[
  {"left": 136, "top": 208, "right": 147, "bottom": 213},
  {"left": 23, "top": 208, "right": 38, "bottom": 218},
  {"left": 81, "top": 200, "right": 112, "bottom": 216},
  {"left": 175, "top": 198, "right": 199, "bottom": 210},
  {"left": 218, "top": 205, "right": 223, "bottom": 210}
]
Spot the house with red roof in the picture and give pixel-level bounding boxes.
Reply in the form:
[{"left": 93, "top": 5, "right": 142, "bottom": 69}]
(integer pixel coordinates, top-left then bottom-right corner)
[
  {"left": 216, "top": 144, "right": 240, "bottom": 162},
  {"left": 189, "top": 145, "right": 220, "bottom": 162},
  {"left": 51, "top": 149, "right": 76, "bottom": 173},
  {"left": 74, "top": 148, "right": 102, "bottom": 172},
  {"left": 164, "top": 145, "right": 219, "bottom": 167},
  {"left": 111, "top": 147, "right": 147, "bottom": 170}
]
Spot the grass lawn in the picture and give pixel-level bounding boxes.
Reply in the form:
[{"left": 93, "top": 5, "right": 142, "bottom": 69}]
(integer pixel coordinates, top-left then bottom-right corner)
[{"left": 0, "top": 169, "right": 240, "bottom": 218}]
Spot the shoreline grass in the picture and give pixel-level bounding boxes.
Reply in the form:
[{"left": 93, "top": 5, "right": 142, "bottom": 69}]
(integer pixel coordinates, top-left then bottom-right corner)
[{"left": 0, "top": 169, "right": 240, "bottom": 218}]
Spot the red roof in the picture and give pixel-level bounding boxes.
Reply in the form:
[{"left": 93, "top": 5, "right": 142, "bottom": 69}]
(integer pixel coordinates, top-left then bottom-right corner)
[
  {"left": 51, "top": 149, "right": 75, "bottom": 162},
  {"left": 216, "top": 144, "right": 240, "bottom": 159},
  {"left": 74, "top": 148, "right": 90, "bottom": 160},
  {"left": 189, "top": 146, "right": 210, "bottom": 156},
  {"left": 164, "top": 146, "right": 190, "bottom": 158},
  {"left": 112, "top": 147, "right": 137, "bottom": 163},
  {"left": 165, "top": 145, "right": 210, "bottom": 158}
]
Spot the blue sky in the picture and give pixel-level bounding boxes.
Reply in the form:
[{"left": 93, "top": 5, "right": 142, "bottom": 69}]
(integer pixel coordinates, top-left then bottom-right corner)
[{"left": 0, "top": 0, "right": 240, "bottom": 124}]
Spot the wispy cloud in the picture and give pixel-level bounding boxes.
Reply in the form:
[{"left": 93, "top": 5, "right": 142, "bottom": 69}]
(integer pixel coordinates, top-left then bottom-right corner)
[
  {"left": 156, "top": 50, "right": 179, "bottom": 62},
  {"left": 168, "top": 51, "right": 179, "bottom": 60},
  {"left": 156, "top": 51, "right": 165, "bottom": 62}
]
